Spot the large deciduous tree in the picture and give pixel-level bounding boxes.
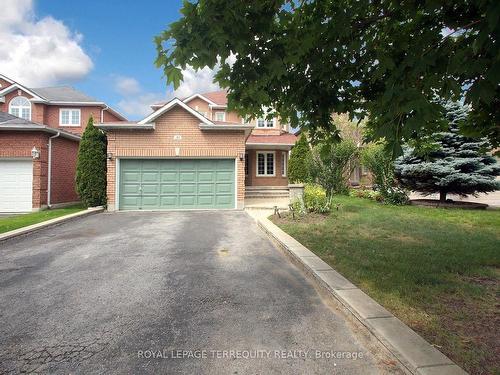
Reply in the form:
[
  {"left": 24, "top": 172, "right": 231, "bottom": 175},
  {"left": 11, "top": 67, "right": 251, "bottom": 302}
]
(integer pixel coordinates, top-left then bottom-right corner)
[
  {"left": 155, "top": 0, "right": 500, "bottom": 153},
  {"left": 394, "top": 101, "right": 500, "bottom": 202}
]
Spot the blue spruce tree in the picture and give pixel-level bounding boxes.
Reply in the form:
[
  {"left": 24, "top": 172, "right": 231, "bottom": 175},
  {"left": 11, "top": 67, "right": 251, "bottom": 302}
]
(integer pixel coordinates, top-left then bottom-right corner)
[{"left": 395, "top": 101, "right": 500, "bottom": 202}]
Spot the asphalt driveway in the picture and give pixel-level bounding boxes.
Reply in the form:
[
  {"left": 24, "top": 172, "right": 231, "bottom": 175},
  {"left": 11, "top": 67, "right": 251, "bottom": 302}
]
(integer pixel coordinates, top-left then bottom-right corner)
[{"left": 0, "top": 211, "right": 403, "bottom": 374}]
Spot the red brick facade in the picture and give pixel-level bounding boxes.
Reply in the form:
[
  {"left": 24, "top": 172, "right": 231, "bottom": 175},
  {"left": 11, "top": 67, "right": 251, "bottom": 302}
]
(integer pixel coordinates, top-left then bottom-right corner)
[
  {"left": 0, "top": 76, "right": 122, "bottom": 211},
  {"left": 105, "top": 106, "right": 247, "bottom": 210},
  {"left": 0, "top": 131, "right": 79, "bottom": 210}
]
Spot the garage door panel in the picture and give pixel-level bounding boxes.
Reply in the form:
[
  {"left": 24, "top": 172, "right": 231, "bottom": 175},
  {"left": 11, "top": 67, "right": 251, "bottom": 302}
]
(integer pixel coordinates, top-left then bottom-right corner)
[
  {"left": 180, "top": 172, "right": 196, "bottom": 182},
  {"left": 141, "top": 184, "right": 159, "bottom": 194},
  {"left": 179, "top": 196, "right": 196, "bottom": 206},
  {"left": 122, "top": 184, "right": 141, "bottom": 194},
  {"left": 215, "top": 195, "right": 233, "bottom": 206},
  {"left": 121, "top": 196, "right": 141, "bottom": 208},
  {"left": 216, "top": 171, "right": 233, "bottom": 181},
  {"left": 141, "top": 196, "right": 160, "bottom": 207},
  {"left": 179, "top": 184, "right": 196, "bottom": 194},
  {"left": 198, "top": 195, "right": 215, "bottom": 205},
  {"left": 161, "top": 171, "right": 178, "bottom": 182},
  {"left": 0, "top": 160, "right": 33, "bottom": 212},
  {"left": 122, "top": 171, "right": 141, "bottom": 182},
  {"left": 119, "top": 159, "right": 235, "bottom": 210},
  {"left": 160, "top": 196, "right": 178, "bottom": 207},
  {"left": 160, "top": 184, "right": 178, "bottom": 194},
  {"left": 198, "top": 171, "right": 214, "bottom": 182},
  {"left": 216, "top": 183, "right": 233, "bottom": 194}
]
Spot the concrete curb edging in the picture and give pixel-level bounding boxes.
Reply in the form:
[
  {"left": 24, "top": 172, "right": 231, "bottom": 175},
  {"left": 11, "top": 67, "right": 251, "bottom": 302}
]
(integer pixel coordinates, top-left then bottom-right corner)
[
  {"left": 253, "top": 214, "right": 468, "bottom": 375},
  {"left": 0, "top": 207, "right": 104, "bottom": 243}
]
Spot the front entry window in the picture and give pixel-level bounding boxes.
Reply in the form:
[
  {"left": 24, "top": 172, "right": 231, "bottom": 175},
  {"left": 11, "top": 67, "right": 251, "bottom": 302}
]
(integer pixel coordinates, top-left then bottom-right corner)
[{"left": 257, "top": 152, "right": 275, "bottom": 176}]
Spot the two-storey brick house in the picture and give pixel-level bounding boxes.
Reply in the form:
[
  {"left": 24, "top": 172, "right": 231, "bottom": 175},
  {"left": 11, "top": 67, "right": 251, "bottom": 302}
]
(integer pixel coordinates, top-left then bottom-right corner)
[
  {"left": 0, "top": 74, "right": 126, "bottom": 212},
  {"left": 97, "top": 90, "right": 297, "bottom": 211}
]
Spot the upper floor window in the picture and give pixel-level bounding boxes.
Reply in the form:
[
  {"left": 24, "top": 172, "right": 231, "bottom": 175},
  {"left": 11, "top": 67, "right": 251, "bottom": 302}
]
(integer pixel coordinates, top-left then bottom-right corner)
[
  {"left": 9, "top": 96, "right": 31, "bottom": 120},
  {"left": 214, "top": 111, "right": 226, "bottom": 122},
  {"left": 257, "top": 117, "right": 275, "bottom": 128},
  {"left": 59, "top": 108, "right": 81, "bottom": 126}
]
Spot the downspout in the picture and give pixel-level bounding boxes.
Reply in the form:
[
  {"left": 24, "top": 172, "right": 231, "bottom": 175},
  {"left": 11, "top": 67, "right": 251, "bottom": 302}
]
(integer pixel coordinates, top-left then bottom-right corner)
[
  {"left": 101, "top": 105, "right": 109, "bottom": 123},
  {"left": 47, "top": 132, "right": 60, "bottom": 208}
]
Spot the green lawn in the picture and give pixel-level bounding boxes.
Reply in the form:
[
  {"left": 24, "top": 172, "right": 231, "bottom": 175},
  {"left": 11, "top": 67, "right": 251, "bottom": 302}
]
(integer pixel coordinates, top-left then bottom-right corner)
[
  {"left": 272, "top": 196, "right": 499, "bottom": 375},
  {"left": 0, "top": 205, "right": 85, "bottom": 234}
]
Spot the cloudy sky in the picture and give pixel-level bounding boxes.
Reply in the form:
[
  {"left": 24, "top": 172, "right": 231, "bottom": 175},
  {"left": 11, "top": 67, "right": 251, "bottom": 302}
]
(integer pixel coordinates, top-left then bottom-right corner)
[{"left": 0, "top": 0, "right": 221, "bottom": 119}]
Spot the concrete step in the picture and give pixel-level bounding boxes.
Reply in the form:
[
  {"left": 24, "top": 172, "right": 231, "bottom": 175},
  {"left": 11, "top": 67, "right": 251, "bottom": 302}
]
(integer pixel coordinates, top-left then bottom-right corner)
[
  {"left": 246, "top": 186, "right": 290, "bottom": 191},
  {"left": 245, "top": 192, "right": 290, "bottom": 198}
]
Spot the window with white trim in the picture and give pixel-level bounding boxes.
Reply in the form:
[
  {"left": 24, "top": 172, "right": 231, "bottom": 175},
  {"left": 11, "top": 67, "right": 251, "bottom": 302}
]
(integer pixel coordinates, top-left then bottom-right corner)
[
  {"left": 214, "top": 111, "right": 225, "bottom": 122},
  {"left": 256, "top": 151, "right": 275, "bottom": 176},
  {"left": 59, "top": 109, "right": 81, "bottom": 126},
  {"left": 281, "top": 152, "right": 287, "bottom": 177},
  {"left": 257, "top": 117, "right": 274, "bottom": 128},
  {"left": 9, "top": 96, "right": 31, "bottom": 120}
]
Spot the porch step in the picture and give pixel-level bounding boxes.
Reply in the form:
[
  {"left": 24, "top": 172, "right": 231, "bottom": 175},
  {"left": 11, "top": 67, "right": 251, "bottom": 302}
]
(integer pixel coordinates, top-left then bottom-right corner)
[{"left": 245, "top": 187, "right": 290, "bottom": 199}]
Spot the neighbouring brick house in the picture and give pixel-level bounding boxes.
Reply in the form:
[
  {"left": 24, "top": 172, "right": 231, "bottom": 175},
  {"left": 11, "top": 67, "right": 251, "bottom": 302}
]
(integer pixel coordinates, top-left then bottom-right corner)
[
  {"left": 0, "top": 74, "right": 126, "bottom": 212},
  {"left": 97, "top": 91, "right": 297, "bottom": 211}
]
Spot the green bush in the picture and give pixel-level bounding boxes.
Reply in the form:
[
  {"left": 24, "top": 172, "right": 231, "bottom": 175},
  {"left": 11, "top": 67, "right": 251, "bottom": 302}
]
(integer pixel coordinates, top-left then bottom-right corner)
[
  {"left": 361, "top": 142, "right": 409, "bottom": 205},
  {"left": 304, "top": 184, "right": 331, "bottom": 213},
  {"left": 349, "top": 188, "right": 383, "bottom": 202},
  {"left": 289, "top": 197, "right": 306, "bottom": 218},
  {"left": 288, "top": 134, "right": 312, "bottom": 183},
  {"left": 76, "top": 116, "right": 107, "bottom": 207},
  {"left": 310, "top": 139, "right": 358, "bottom": 195}
]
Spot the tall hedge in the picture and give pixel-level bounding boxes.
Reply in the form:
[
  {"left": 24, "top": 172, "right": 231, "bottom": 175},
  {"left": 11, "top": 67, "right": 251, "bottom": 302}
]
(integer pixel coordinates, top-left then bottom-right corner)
[
  {"left": 288, "top": 134, "right": 312, "bottom": 183},
  {"left": 76, "top": 116, "right": 107, "bottom": 207}
]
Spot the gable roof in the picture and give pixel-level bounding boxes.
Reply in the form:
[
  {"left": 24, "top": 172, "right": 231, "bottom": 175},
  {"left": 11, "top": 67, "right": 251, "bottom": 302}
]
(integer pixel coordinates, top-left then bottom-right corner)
[
  {"left": 151, "top": 90, "right": 229, "bottom": 109},
  {"left": 30, "top": 86, "right": 100, "bottom": 103},
  {"left": 0, "top": 73, "right": 127, "bottom": 120},
  {"left": 201, "top": 90, "right": 228, "bottom": 106},
  {"left": 139, "top": 98, "right": 214, "bottom": 125}
]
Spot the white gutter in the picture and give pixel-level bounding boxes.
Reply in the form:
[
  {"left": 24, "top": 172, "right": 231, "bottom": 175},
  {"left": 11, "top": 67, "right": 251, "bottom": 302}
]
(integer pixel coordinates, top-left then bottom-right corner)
[
  {"left": 101, "top": 104, "right": 109, "bottom": 123},
  {"left": 47, "top": 132, "right": 61, "bottom": 208}
]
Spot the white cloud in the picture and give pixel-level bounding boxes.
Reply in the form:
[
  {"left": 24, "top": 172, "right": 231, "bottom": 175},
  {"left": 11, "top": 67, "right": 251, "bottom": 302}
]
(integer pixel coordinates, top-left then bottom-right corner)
[
  {"left": 115, "top": 54, "right": 236, "bottom": 119},
  {"left": 173, "top": 66, "right": 220, "bottom": 99},
  {"left": 118, "top": 92, "right": 167, "bottom": 119},
  {"left": 114, "top": 76, "right": 141, "bottom": 95},
  {"left": 0, "top": 0, "right": 93, "bottom": 87}
]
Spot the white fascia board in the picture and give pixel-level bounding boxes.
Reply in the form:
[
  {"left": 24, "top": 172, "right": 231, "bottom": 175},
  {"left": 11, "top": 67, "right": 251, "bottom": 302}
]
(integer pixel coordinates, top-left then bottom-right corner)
[
  {"left": 95, "top": 123, "right": 155, "bottom": 130},
  {"left": 139, "top": 98, "right": 214, "bottom": 125},
  {"left": 43, "top": 101, "right": 106, "bottom": 106},
  {"left": 183, "top": 93, "right": 218, "bottom": 106},
  {"left": 0, "top": 83, "right": 47, "bottom": 102},
  {"left": 0, "top": 74, "right": 15, "bottom": 85}
]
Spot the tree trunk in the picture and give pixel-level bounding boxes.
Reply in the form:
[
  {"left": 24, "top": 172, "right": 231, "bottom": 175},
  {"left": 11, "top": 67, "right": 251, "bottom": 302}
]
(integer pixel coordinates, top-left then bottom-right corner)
[{"left": 439, "top": 191, "right": 447, "bottom": 202}]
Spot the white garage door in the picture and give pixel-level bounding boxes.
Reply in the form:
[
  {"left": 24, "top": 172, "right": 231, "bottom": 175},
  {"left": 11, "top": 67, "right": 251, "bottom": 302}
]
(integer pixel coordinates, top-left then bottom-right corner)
[{"left": 0, "top": 159, "right": 33, "bottom": 212}]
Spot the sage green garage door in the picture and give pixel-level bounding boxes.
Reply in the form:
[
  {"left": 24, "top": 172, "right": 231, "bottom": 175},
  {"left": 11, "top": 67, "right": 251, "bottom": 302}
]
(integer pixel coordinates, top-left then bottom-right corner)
[{"left": 119, "top": 159, "right": 235, "bottom": 210}]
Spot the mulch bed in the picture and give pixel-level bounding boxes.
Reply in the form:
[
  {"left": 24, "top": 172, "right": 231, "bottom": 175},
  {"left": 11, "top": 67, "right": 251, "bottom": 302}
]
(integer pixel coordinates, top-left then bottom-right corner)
[{"left": 410, "top": 199, "right": 488, "bottom": 210}]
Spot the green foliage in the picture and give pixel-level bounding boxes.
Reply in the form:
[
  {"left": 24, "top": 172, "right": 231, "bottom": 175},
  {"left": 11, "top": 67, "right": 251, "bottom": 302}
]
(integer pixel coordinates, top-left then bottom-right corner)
[
  {"left": 304, "top": 184, "right": 331, "bottom": 213},
  {"left": 76, "top": 116, "right": 107, "bottom": 207},
  {"left": 349, "top": 188, "right": 383, "bottom": 202},
  {"left": 289, "top": 197, "right": 306, "bottom": 218},
  {"left": 155, "top": 0, "right": 500, "bottom": 151},
  {"left": 287, "top": 134, "right": 312, "bottom": 183},
  {"left": 310, "top": 140, "right": 358, "bottom": 195},
  {"left": 395, "top": 101, "right": 500, "bottom": 202},
  {"left": 360, "top": 142, "right": 409, "bottom": 205}
]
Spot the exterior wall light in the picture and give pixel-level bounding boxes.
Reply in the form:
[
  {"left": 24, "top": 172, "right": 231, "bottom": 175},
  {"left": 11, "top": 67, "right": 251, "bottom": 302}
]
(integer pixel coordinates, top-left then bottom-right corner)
[
  {"left": 239, "top": 152, "right": 245, "bottom": 161},
  {"left": 107, "top": 152, "right": 113, "bottom": 160},
  {"left": 31, "top": 147, "right": 40, "bottom": 159}
]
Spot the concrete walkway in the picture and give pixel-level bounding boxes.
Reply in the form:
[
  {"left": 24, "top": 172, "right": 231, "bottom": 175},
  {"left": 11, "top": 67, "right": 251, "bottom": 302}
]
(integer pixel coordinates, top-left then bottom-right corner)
[{"left": 0, "top": 211, "right": 404, "bottom": 374}]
